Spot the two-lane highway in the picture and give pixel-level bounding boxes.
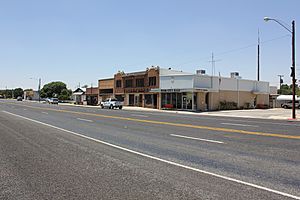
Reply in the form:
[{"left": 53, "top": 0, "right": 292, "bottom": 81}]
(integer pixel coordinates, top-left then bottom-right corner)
[{"left": 0, "top": 100, "right": 299, "bottom": 199}]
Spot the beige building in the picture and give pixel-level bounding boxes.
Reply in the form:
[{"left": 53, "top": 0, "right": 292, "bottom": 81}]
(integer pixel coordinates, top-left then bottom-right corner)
[{"left": 98, "top": 78, "right": 114, "bottom": 103}]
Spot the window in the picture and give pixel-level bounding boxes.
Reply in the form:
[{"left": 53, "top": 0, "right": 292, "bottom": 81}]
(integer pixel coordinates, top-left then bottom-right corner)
[
  {"left": 136, "top": 78, "right": 144, "bottom": 87},
  {"left": 149, "top": 77, "right": 156, "bottom": 86},
  {"left": 116, "top": 80, "right": 122, "bottom": 88},
  {"left": 125, "top": 79, "right": 133, "bottom": 88}
]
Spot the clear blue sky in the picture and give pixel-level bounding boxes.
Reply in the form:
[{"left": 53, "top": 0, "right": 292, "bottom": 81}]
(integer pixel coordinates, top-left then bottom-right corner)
[{"left": 0, "top": 0, "right": 299, "bottom": 90}]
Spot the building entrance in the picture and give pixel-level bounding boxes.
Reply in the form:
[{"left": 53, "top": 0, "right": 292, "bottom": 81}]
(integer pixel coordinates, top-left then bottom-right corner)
[{"left": 161, "top": 92, "right": 194, "bottom": 110}]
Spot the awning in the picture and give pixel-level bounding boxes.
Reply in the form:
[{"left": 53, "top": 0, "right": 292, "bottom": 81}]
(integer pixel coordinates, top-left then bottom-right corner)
[{"left": 73, "top": 92, "right": 84, "bottom": 95}]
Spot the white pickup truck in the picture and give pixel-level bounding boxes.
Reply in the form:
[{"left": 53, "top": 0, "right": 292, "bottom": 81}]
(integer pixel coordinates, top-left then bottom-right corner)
[{"left": 100, "top": 98, "right": 123, "bottom": 109}]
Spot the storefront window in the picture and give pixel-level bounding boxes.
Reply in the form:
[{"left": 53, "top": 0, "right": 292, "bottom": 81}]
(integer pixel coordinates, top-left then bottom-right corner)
[
  {"left": 161, "top": 93, "right": 166, "bottom": 107},
  {"left": 144, "top": 94, "right": 153, "bottom": 107},
  {"left": 177, "top": 93, "right": 182, "bottom": 109},
  {"left": 186, "top": 93, "right": 193, "bottom": 109},
  {"left": 172, "top": 93, "right": 176, "bottom": 108}
]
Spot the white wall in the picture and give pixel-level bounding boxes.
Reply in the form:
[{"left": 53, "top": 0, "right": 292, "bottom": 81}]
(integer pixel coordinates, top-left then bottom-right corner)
[
  {"left": 193, "top": 75, "right": 214, "bottom": 89},
  {"left": 160, "top": 71, "right": 270, "bottom": 93},
  {"left": 160, "top": 75, "right": 194, "bottom": 89}
]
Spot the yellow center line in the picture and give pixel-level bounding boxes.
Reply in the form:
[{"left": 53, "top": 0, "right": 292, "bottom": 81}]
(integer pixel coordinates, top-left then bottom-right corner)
[{"left": 3, "top": 102, "right": 300, "bottom": 139}]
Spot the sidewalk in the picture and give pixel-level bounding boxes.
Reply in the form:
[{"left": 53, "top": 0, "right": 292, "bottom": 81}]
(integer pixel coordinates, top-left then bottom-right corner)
[
  {"left": 57, "top": 102, "right": 300, "bottom": 121},
  {"left": 124, "top": 106, "right": 299, "bottom": 121}
]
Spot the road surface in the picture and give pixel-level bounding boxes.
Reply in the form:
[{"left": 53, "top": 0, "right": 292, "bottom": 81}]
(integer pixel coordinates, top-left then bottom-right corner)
[{"left": 0, "top": 100, "right": 299, "bottom": 199}]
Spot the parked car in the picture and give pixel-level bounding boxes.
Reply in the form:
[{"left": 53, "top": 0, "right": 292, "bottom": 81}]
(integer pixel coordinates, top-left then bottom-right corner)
[
  {"left": 17, "top": 96, "right": 23, "bottom": 101},
  {"left": 281, "top": 100, "right": 300, "bottom": 109},
  {"left": 100, "top": 98, "right": 123, "bottom": 109},
  {"left": 46, "top": 98, "right": 59, "bottom": 104}
]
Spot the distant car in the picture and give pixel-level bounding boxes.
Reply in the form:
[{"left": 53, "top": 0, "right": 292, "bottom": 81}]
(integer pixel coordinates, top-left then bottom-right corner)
[
  {"left": 281, "top": 100, "right": 300, "bottom": 109},
  {"left": 46, "top": 98, "right": 59, "bottom": 104},
  {"left": 100, "top": 98, "right": 123, "bottom": 109},
  {"left": 17, "top": 96, "right": 23, "bottom": 101}
]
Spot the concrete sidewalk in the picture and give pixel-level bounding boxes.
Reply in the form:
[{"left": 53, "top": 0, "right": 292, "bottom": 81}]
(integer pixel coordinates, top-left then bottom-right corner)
[
  {"left": 56, "top": 102, "right": 300, "bottom": 121},
  {"left": 123, "top": 106, "right": 300, "bottom": 121}
]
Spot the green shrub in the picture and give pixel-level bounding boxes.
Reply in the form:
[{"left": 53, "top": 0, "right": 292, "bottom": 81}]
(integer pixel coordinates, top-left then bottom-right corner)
[{"left": 220, "top": 101, "right": 238, "bottom": 110}]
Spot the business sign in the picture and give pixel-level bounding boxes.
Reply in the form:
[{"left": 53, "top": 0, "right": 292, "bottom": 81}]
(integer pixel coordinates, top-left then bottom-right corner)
[{"left": 125, "top": 88, "right": 150, "bottom": 93}]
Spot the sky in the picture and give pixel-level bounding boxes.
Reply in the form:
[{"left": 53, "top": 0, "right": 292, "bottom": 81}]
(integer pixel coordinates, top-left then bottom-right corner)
[{"left": 0, "top": 0, "right": 299, "bottom": 90}]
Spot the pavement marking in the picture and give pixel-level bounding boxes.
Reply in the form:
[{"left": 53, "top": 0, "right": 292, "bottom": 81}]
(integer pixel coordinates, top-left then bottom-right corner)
[
  {"left": 24, "top": 109, "right": 27, "bottom": 111},
  {"left": 170, "top": 134, "right": 224, "bottom": 144},
  {"left": 77, "top": 118, "right": 93, "bottom": 123},
  {"left": 2, "top": 102, "right": 300, "bottom": 140},
  {"left": 42, "top": 112, "right": 48, "bottom": 115},
  {"left": 221, "top": 123, "right": 259, "bottom": 127},
  {"left": 2, "top": 110, "right": 300, "bottom": 200},
  {"left": 131, "top": 114, "right": 149, "bottom": 118}
]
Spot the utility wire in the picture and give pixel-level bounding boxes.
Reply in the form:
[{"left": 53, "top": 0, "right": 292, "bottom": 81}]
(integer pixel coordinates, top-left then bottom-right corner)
[{"left": 124, "top": 34, "right": 291, "bottom": 69}]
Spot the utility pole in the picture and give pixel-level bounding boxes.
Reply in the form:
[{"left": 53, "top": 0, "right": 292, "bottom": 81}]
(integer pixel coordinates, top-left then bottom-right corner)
[
  {"left": 208, "top": 52, "right": 221, "bottom": 110},
  {"left": 257, "top": 29, "right": 260, "bottom": 81},
  {"left": 209, "top": 52, "right": 221, "bottom": 76},
  {"left": 91, "top": 83, "right": 93, "bottom": 105},
  {"left": 38, "top": 78, "right": 41, "bottom": 102},
  {"left": 278, "top": 75, "right": 284, "bottom": 94},
  {"left": 291, "top": 20, "right": 296, "bottom": 119}
]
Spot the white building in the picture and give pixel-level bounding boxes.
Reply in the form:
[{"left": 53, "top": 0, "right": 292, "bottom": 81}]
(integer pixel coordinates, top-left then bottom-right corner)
[{"left": 152, "top": 68, "right": 270, "bottom": 111}]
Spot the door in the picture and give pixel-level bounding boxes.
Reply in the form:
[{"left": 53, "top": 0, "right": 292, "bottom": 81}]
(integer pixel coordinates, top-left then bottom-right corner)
[
  {"left": 182, "top": 95, "right": 187, "bottom": 109},
  {"left": 153, "top": 94, "right": 157, "bottom": 108},
  {"left": 129, "top": 94, "right": 134, "bottom": 106}
]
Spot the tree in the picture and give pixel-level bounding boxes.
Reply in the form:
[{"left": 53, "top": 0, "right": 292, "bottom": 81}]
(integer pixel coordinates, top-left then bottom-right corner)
[
  {"left": 58, "top": 88, "right": 73, "bottom": 100},
  {"left": 278, "top": 84, "right": 300, "bottom": 96},
  {"left": 13, "top": 88, "right": 23, "bottom": 98},
  {"left": 40, "top": 81, "right": 68, "bottom": 98},
  {"left": 82, "top": 84, "right": 89, "bottom": 88}
]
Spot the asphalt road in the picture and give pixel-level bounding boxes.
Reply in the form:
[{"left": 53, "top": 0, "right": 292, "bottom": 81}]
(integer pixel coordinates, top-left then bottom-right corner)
[{"left": 0, "top": 99, "right": 299, "bottom": 200}]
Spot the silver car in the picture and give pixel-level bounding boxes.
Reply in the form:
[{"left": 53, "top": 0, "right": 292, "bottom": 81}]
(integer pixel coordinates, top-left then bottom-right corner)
[
  {"left": 281, "top": 100, "right": 300, "bottom": 109},
  {"left": 46, "top": 98, "right": 59, "bottom": 104}
]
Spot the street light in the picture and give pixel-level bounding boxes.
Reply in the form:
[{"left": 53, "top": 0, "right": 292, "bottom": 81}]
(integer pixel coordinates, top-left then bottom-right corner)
[
  {"left": 264, "top": 17, "right": 296, "bottom": 119},
  {"left": 30, "top": 78, "right": 41, "bottom": 102}
]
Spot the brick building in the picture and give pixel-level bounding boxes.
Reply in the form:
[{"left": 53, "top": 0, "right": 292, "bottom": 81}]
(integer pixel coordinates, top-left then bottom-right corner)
[{"left": 114, "top": 67, "right": 159, "bottom": 108}]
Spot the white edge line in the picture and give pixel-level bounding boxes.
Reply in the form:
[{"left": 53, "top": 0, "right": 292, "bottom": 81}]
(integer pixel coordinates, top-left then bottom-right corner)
[
  {"left": 77, "top": 118, "right": 93, "bottom": 122},
  {"left": 131, "top": 114, "right": 149, "bottom": 118},
  {"left": 2, "top": 110, "right": 300, "bottom": 200},
  {"left": 221, "top": 123, "right": 259, "bottom": 127},
  {"left": 170, "top": 134, "right": 224, "bottom": 144},
  {"left": 76, "top": 118, "right": 93, "bottom": 123}
]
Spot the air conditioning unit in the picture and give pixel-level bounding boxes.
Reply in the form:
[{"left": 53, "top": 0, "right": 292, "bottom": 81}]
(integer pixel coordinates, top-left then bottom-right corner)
[
  {"left": 196, "top": 69, "right": 206, "bottom": 75},
  {"left": 230, "top": 72, "right": 241, "bottom": 79}
]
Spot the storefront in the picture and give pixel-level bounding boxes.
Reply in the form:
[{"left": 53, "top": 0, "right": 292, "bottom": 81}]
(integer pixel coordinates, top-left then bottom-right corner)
[
  {"left": 155, "top": 89, "right": 196, "bottom": 110},
  {"left": 126, "top": 93, "right": 158, "bottom": 108}
]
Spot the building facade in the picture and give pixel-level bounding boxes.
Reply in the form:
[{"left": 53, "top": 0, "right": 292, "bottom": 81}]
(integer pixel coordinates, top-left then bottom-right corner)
[
  {"left": 113, "top": 67, "right": 160, "bottom": 108},
  {"left": 86, "top": 87, "right": 99, "bottom": 105},
  {"left": 157, "top": 68, "right": 270, "bottom": 111},
  {"left": 98, "top": 67, "right": 270, "bottom": 111},
  {"left": 98, "top": 78, "right": 114, "bottom": 103}
]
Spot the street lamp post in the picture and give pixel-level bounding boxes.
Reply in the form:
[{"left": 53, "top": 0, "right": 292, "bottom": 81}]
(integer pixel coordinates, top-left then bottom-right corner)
[{"left": 264, "top": 17, "right": 296, "bottom": 119}]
